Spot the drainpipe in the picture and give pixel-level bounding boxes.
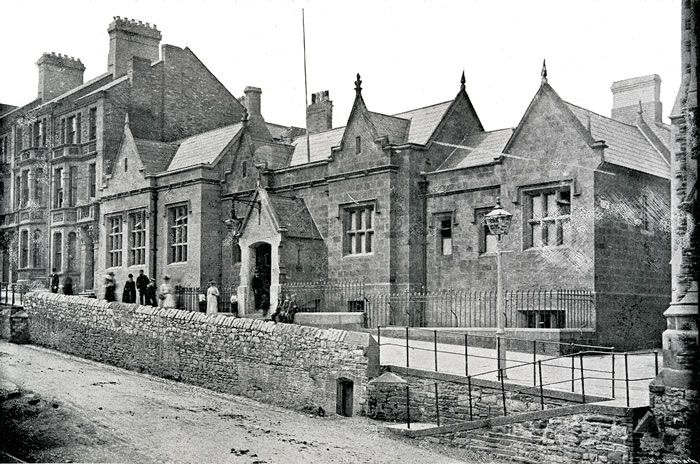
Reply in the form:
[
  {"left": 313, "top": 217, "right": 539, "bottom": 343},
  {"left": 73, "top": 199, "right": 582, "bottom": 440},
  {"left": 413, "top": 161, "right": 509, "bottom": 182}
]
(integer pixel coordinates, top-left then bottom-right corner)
[{"left": 150, "top": 185, "right": 158, "bottom": 281}]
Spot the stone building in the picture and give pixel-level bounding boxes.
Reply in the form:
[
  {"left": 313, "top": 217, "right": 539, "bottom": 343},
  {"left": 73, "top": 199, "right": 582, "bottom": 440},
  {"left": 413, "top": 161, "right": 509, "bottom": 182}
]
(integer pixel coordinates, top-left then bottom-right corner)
[
  {"left": 0, "top": 17, "right": 245, "bottom": 291},
  {"left": 0, "top": 18, "right": 672, "bottom": 350}
]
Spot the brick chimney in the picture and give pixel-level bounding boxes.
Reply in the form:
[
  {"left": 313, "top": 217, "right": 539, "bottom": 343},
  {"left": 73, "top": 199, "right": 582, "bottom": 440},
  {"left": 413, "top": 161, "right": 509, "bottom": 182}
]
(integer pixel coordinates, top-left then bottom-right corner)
[
  {"left": 108, "top": 16, "right": 161, "bottom": 79},
  {"left": 239, "top": 86, "right": 263, "bottom": 119},
  {"left": 36, "top": 52, "right": 85, "bottom": 102},
  {"left": 611, "top": 74, "right": 663, "bottom": 125},
  {"left": 307, "top": 90, "right": 333, "bottom": 133}
]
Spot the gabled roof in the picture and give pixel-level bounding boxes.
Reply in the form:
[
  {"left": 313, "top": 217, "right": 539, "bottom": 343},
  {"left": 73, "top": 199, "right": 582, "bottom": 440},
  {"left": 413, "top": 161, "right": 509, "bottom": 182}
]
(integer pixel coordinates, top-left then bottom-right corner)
[
  {"left": 394, "top": 101, "right": 453, "bottom": 145},
  {"left": 166, "top": 123, "right": 243, "bottom": 172},
  {"left": 366, "top": 111, "right": 409, "bottom": 143},
  {"left": 566, "top": 103, "right": 671, "bottom": 179},
  {"left": 266, "top": 193, "right": 323, "bottom": 240},
  {"left": 436, "top": 128, "right": 514, "bottom": 171},
  {"left": 133, "top": 138, "right": 179, "bottom": 175},
  {"left": 289, "top": 127, "right": 344, "bottom": 166}
]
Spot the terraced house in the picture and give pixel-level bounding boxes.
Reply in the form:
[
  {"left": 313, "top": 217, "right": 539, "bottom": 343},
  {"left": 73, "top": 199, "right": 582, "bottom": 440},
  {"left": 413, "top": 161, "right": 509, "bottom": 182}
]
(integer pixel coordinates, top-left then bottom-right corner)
[{"left": 0, "top": 18, "right": 672, "bottom": 350}]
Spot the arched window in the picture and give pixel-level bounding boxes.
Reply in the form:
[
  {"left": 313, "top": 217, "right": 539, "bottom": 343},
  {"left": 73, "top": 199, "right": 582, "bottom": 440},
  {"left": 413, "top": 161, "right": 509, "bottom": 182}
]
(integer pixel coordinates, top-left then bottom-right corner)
[
  {"left": 67, "top": 232, "right": 77, "bottom": 272},
  {"left": 32, "top": 229, "right": 42, "bottom": 268},
  {"left": 20, "top": 230, "right": 28, "bottom": 268}
]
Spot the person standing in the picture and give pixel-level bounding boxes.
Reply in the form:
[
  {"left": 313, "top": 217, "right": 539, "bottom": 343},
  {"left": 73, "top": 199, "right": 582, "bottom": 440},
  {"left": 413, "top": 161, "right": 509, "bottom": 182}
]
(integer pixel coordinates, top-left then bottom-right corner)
[
  {"left": 230, "top": 293, "right": 238, "bottom": 317},
  {"left": 104, "top": 272, "right": 117, "bottom": 302},
  {"left": 62, "top": 276, "right": 73, "bottom": 296},
  {"left": 136, "top": 270, "right": 149, "bottom": 305},
  {"left": 122, "top": 274, "right": 136, "bottom": 303},
  {"left": 146, "top": 278, "right": 158, "bottom": 307},
  {"left": 49, "top": 269, "right": 59, "bottom": 293},
  {"left": 206, "top": 281, "right": 219, "bottom": 315},
  {"left": 159, "top": 276, "right": 176, "bottom": 309}
]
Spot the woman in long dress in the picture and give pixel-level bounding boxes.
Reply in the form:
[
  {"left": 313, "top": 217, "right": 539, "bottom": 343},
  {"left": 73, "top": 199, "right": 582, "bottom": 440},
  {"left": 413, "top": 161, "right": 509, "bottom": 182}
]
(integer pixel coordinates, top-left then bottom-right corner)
[
  {"left": 206, "top": 281, "right": 219, "bottom": 315},
  {"left": 159, "top": 276, "right": 176, "bottom": 309}
]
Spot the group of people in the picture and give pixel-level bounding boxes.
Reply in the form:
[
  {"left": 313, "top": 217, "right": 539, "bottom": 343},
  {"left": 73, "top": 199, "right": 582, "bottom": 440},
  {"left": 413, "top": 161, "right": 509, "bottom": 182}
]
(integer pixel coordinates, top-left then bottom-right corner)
[
  {"left": 270, "top": 293, "right": 298, "bottom": 324},
  {"left": 49, "top": 268, "right": 73, "bottom": 295},
  {"left": 102, "top": 270, "right": 175, "bottom": 308}
]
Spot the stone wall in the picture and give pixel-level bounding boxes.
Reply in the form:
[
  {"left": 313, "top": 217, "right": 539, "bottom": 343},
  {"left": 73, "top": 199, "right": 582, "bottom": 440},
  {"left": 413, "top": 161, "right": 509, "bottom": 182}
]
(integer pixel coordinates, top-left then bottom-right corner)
[
  {"left": 23, "top": 292, "right": 379, "bottom": 416},
  {"left": 368, "top": 367, "right": 601, "bottom": 425}
]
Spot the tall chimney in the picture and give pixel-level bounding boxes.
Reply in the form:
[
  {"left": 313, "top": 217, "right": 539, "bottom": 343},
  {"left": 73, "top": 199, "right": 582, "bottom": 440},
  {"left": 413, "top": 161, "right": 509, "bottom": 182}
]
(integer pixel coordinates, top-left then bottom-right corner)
[
  {"left": 307, "top": 90, "right": 333, "bottom": 133},
  {"left": 108, "top": 17, "right": 162, "bottom": 79},
  {"left": 37, "top": 52, "right": 85, "bottom": 102},
  {"left": 241, "top": 86, "right": 262, "bottom": 119},
  {"left": 611, "top": 74, "right": 663, "bottom": 125}
]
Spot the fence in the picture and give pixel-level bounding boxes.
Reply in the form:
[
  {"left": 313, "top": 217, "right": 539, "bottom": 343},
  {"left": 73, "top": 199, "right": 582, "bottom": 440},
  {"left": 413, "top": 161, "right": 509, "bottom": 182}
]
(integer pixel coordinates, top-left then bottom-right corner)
[
  {"left": 281, "top": 280, "right": 366, "bottom": 312},
  {"left": 376, "top": 326, "right": 660, "bottom": 429},
  {"left": 365, "top": 289, "right": 594, "bottom": 329},
  {"left": 0, "top": 281, "right": 26, "bottom": 307},
  {"left": 175, "top": 286, "right": 238, "bottom": 313}
]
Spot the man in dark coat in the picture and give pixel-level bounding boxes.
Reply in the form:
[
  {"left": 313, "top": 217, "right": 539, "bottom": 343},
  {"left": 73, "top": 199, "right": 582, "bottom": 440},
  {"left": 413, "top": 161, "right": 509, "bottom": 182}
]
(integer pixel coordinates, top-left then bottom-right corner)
[
  {"left": 104, "top": 272, "right": 117, "bottom": 302},
  {"left": 122, "top": 273, "right": 136, "bottom": 304},
  {"left": 136, "top": 270, "right": 149, "bottom": 305},
  {"left": 62, "top": 276, "right": 73, "bottom": 295},
  {"left": 49, "top": 268, "right": 59, "bottom": 293},
  {"left": 145, "top": 278, "right": 158, "bottom": 307}
]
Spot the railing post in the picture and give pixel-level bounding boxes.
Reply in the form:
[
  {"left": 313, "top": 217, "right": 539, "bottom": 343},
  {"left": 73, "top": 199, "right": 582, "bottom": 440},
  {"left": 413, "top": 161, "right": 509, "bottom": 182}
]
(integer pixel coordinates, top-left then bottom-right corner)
[
  {"left": 11, "top": 285, "right": 15, "bottom": 306},
  {"left": 464, "top": 333, "right": 469, "bottom": 377},
  {"left": 500, "top": 369, "right": 507, "bottom": 416},
  {"left": 571, "top": 354, "right": 575, "bottom": 392},
  {"left": 434, "top": 382, "right": 440, "bottom": 427},
  {"left": 406, "top": 385, "right": 411, "bottom": 429},
  {"left": 579, "top": 354, "right": 586, "bottom": 404},
  {"left": 467, "top": 376, "right": 473, "bottom": 421},
  {"left": 405, "top": 326, "right": 410, "bottom": 369},
  {"left": 624, "top": 353, "right": 630, "bottom": 408},
  {"left": 611, "top": 352, "right": 616, "bottom": 399},
  {"left": 434, "top": 329, "right": 438, "bottom": 372},
  {"left": 654, "top": 350, "right": 659, "bottom": 377},
  {"left": 377, "top": 326, "right": 381, "bottom": 366},
  {"left": 533, "top": 340, "right": 537, "bottom": 387},
  {"left": 538, "top": 360, "right": 544, "bottom": 410}
]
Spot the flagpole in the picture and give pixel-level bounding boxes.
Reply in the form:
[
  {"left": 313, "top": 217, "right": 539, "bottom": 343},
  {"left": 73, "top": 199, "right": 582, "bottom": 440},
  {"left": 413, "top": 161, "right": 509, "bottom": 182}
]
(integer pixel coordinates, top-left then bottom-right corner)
[{"left": 302, "top": 8, "right": 311, "bottom": 163}]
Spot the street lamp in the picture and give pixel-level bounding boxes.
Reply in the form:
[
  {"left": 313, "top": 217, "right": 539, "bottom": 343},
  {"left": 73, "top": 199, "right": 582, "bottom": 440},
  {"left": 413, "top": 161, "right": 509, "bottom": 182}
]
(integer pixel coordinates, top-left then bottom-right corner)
[{"left": 485, "top": 197, "right": 513, "bottom": 380}]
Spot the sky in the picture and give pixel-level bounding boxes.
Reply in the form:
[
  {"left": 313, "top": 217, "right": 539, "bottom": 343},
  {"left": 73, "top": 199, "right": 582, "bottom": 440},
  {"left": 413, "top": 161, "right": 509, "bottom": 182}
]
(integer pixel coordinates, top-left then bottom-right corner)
[{"left": 0, "top": 0, "right": 681, "bottom": 131}]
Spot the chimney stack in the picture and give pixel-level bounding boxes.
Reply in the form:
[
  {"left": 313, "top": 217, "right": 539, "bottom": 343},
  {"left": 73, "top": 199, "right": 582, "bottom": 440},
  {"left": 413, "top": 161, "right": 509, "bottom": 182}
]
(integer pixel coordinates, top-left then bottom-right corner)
[
  {"left": 611, "top": 74, "right": 663, "bottom": 125},
  {"left": 108, "top": 16, "right": 162, "bottom": 79},
  {"left": 240, "top": 86, "right": 263, "bottom": 119},
  {"left": 37, "top": 52, "right": 85, "bottom": 102},
  {"left": 307, "top": 90, "right": 333, "bottom": 133}
]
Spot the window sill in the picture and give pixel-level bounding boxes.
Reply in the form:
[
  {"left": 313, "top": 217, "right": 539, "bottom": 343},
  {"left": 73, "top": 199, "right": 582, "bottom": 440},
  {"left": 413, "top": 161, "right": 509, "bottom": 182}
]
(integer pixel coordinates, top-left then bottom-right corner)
[
  {"left": 479, "top": 252, "right": 497, "bottom": 258},
  {"left": 343, "top": 253, "right": 374, "bottom": 258},
  {"left": 523, "top": 245, "right": 570, "bottom": 252},
  {"left": 167, "top": 261, "right": 189, "bottom": 265}
]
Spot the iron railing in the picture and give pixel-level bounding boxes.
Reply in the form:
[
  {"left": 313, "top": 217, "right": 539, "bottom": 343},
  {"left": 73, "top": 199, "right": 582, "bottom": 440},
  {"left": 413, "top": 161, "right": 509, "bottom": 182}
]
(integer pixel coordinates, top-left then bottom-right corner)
[
  {"left": 175, "top": 286, "right": 238, "bottom": 313},
  {"left": 281, "top": 280, "right": 366, "bottom": 313},
  {"left": 365, "top": 289, "right": 594, "bottom": 329},
  {"left": 0, "top": 282, "right": 27, "bottom": 307}
]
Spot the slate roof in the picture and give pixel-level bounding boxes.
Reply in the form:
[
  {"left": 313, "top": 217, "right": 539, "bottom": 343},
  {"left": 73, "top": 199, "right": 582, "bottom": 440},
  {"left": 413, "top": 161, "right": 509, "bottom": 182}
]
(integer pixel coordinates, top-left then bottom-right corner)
[
  {"left": 166, "top": 123, "right": 243, "bottom": 172},
  {"left": 133, "top": 138, "right": 179, "bottom": 175},
  {"left": 436, "top": 128, "right": 514, "bottom": 171},
  {"left": 565, "top": 103, "right": 670, "bottom": 179},
  {"left": 289, "top": 127, "right": 344, "bottom": 166},
  {"left": 267, "top": 193, "right": 322, "bottom": 240},
  {"left": 394, "top": 101, "right": 452, "bottom": 145},
  {"left": 288, "top": 100, "right": 453, "bottom": 167}
]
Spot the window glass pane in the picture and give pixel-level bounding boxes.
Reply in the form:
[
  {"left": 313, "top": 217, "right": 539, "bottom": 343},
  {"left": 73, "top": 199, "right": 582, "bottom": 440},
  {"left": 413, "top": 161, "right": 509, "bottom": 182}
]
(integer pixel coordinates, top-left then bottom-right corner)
[
  {"left": 442, "top": 237, "right": 452, "bottom": 255},
  {"left": 532, "top": 195, "right": 543, "bottom": 219},
  {"left": 532, "top": 223, "right": 542, "bottom": 247},
  {"left": 546, "top": 193, "right": 557, "bottom": 217},
  {"left": 367, "top": 209, "right": 373, "bottom": 229},
  {"left": 562, "top": 219, "right": 572, "bottom": 245},
  {"left": 356, "top": 211, "right": 362, "bottom": 230},
  {"left": 485, "top": 233, "right": 497, "bottom": 253},
  {"left": 366, "top": 232, "right": 372, "bottom": 253}
]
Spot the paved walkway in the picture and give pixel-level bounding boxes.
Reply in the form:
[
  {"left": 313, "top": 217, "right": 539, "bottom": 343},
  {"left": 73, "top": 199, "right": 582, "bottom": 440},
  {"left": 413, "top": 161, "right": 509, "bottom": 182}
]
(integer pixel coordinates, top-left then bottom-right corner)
[{"left": 379, "top": 337, "right": 658, "bottom": 407}]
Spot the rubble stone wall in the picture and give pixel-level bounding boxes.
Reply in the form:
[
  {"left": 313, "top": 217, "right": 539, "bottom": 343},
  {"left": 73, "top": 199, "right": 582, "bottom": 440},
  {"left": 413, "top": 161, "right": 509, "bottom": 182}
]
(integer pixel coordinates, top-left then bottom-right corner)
[{"left": 23, "top": 292, "right": 378, "bottom": 416}]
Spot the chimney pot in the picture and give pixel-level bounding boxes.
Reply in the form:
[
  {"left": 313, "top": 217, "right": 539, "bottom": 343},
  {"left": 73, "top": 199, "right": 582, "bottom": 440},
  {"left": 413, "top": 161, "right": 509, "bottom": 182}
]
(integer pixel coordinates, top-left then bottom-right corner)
[
  {"left": 307, "top": 89, "right": 333, "bottom": 133},
  {"left": 242, "top": 86, "right": 263, "bottom": 119},
  {"left": 611, "top": 74, "right": 663, "bottom": 125},
  {"left": 108, "top": 16, "right": 162, "bottom": 78}
]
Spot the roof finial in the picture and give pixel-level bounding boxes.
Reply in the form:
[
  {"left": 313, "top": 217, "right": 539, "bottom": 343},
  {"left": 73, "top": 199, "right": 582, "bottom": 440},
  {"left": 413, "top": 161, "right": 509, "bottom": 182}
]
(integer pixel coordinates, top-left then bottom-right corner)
[
  {"left": 241, "top": 108, "right": 249, "bottom": 123},
  {"left": 541, "top": 59, "right": 548, "bottom": 84},
  {"left": 460, "top": 70, "right": 466, "bottom": 91},
  {"left": 124, "top": 113, "right": 130, "bottom": 128},
  {"left": 637, "top": 100, "right": 644, "bottom": 115},
  {"left": 355, "top": 73, "right": 362, "bottom": 96}
]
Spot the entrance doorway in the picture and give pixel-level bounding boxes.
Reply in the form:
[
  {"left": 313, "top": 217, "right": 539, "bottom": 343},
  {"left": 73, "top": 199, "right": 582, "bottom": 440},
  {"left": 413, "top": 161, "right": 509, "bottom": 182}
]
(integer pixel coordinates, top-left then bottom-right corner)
[
  {"left": 251, "top": 243, "right": 271, "bottom": 313},
  {"left": 336, "top": 378, "right": 354, "bottom": 417}
]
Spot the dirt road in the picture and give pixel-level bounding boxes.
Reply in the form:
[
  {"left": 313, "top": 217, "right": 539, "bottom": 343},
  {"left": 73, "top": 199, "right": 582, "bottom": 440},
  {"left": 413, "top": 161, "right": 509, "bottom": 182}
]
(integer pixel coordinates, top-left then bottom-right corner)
[{"left": 0, "top": 341, "right": 477, "bottom": 463}]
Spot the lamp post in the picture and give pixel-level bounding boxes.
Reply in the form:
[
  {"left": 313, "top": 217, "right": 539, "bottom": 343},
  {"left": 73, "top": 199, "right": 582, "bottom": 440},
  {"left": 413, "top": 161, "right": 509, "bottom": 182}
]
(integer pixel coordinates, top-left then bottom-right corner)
[{"left": 485, "top": 197, "right": 513, "bottom": 381}]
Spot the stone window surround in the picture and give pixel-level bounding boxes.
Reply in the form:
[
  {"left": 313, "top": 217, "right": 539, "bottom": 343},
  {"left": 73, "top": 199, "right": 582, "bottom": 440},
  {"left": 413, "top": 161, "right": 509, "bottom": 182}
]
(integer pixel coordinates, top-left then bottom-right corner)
[
  {"left": 340, "top": 199, "right": 376, "bottom": 257},
  {"left": 472, "top": 206, "right": 498, "bottom": 256},
  {"left": 106, "top": 213, "right": 123, "bottom": 268},
  {"left": 521, "top": 181, "right": 572, "bottom": 250},
  {"left": 432, "top": 210, "right": 456, "bottom": 257},
  {"left": 167, "top": 202, "right": 189, "bottom": 264}
]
